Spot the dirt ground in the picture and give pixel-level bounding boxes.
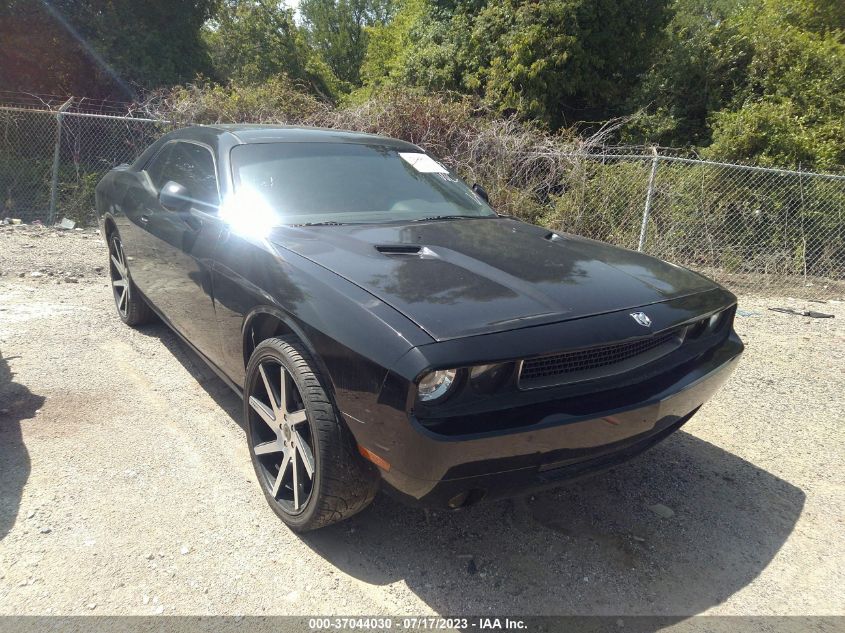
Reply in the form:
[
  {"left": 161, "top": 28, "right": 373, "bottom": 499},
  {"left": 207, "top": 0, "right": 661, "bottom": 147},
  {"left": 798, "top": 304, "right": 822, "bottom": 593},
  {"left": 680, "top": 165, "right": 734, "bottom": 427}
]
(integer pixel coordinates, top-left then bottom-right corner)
[{"left": 0, "top": 224, "right": 843, "bottom": 617}]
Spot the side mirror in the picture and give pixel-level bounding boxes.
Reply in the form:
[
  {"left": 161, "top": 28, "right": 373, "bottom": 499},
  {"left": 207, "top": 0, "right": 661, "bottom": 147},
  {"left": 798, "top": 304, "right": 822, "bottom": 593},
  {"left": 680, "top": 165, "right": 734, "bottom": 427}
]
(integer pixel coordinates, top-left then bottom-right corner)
[
  {"left": 159, "top": 180, "right": 191, "bottom": 212},
  {"left": 472, "top": 183, "right": 490, "bottom": 204}
]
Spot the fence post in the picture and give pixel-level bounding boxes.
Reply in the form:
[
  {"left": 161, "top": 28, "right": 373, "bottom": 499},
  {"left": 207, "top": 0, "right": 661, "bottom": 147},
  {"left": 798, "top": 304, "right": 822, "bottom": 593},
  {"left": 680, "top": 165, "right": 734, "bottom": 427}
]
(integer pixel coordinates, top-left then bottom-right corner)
[
  {"left": 48, "top": 98, "right": 73, "bottom": 225},
  {"left": 638, "top": 146, "right": 660, "bottom": 252},
  {"left": 797, "top": 163, "right": 808, "bottom": 284}
]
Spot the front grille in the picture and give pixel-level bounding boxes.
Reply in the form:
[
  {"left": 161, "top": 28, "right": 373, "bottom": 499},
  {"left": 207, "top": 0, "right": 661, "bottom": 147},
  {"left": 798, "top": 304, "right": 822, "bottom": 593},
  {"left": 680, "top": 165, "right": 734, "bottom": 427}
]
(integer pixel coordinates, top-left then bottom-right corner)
[{"left": 518, "top": 329, "right": 683, "bottom": 389}]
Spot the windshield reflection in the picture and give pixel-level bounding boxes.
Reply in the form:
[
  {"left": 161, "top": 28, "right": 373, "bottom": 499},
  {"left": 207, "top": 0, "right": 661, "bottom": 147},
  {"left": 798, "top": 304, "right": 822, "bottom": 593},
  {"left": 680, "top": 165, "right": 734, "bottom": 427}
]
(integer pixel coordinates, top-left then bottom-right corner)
[{"left": 231, "top": 142, "right": 496, "bottom": 225}]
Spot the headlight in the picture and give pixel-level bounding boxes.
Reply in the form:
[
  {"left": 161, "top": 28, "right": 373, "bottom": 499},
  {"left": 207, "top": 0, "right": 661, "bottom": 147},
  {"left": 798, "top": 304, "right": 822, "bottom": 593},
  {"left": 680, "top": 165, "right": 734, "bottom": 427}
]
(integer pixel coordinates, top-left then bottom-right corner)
[
  {"left": 417, "top": 369, "right": 458, "bottom": 402},
  {"left": 708, "top": 309, "right": 727, "bottom": 331},
  {"left": 688, "top": 309, "right": 727, "bottom": 339}
]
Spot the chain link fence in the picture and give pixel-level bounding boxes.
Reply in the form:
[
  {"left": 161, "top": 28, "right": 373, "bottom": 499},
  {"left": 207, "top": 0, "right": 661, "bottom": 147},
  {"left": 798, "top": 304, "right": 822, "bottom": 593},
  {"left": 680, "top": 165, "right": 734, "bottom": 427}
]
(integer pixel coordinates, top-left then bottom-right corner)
[
  {"left": 1, "top": 104, "right": 844, "bottom": 298},
  {"left": 0, "top": 104, "right": 166, "bottom": 226},
  {"left": 550, "top": 153, "right": 845, "bottom": 298}
]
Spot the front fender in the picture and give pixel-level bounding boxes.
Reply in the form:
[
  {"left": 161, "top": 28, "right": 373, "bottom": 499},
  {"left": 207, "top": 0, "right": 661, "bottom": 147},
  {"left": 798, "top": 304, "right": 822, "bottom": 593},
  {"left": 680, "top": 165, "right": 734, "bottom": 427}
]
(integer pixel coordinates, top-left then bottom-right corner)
[
  {"left": 240, "top": 304, "right": 337, "bottom": 390},
  {"left": 212, "top": 234, "right": 432, "bottom": 439}
]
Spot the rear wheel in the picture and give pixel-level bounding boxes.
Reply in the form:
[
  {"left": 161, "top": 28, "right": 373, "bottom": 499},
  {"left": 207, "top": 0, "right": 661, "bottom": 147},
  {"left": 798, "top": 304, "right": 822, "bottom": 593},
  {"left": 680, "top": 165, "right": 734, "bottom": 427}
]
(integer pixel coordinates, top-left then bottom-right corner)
[
  {"left": 245, "top": 336, "right": 379, "bottom": 531},
  {"left": 108, "top": 232, "right": 154, "bottom": 326}
]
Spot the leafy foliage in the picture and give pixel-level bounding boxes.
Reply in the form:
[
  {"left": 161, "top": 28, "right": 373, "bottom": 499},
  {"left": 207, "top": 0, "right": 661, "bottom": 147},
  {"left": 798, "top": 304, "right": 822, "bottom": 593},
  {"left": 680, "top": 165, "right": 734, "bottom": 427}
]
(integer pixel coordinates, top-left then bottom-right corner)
[
  {"left": 621, "top": 0, "right": 750, "bottom": 147},
  {"left": 146, "top": 77, "right": 330, "bottom": 126},
  {"left": 359, "top": 0, "right": 428, "bottom": 91},
  {"left": 627, "top": 0, "right": 845, "bottom": 169},
  {"left": 204, "top": 1, "right": 341, "bottom": 100},
  {"left": 705, "top": 0, "right": 845, "bottom": 169},
  {"left": 299, "top": 0, "right": 395, "bottom": 87},
  {"left": 0, "top": 0, "right": 215, "bottom": 99},
  {"left": 359, "top": 0, "right": 671, "bottom": 127},
  {"left": 0, "top": 0, "right": 842, "bottom": 169}
]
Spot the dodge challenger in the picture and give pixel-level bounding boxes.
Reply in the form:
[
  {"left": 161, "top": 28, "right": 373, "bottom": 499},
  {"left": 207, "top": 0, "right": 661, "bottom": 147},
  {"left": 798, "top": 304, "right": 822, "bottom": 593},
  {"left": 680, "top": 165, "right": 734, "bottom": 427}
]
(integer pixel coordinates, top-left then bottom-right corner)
[{"left": 95, "top": 125, "right": 744, "bottom": 531}]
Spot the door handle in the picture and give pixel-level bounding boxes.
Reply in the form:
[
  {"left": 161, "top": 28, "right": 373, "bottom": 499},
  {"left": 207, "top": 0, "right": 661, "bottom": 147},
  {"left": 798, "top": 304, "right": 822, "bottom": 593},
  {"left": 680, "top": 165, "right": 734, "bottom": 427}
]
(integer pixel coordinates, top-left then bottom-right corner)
[{"left": 139, "top": 215, "right": 149, "bottom": 224}]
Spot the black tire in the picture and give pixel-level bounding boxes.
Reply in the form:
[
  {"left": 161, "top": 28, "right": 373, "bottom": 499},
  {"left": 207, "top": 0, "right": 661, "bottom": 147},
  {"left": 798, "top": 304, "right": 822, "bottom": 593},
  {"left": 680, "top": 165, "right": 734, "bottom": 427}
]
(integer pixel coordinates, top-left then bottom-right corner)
[
  {"left": 107, "top": 232, "right": 155, "bottom": 327},
  {"left": 244, "top": 336, "right": 379, "bottom": 531}
]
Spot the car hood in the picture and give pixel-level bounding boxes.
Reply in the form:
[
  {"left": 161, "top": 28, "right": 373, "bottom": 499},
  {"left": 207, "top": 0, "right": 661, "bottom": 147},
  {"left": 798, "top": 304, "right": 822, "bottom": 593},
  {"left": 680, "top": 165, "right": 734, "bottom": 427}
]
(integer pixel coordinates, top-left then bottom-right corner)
[{"left": 269, "top": 218, "right": 717, "bottom": 341}]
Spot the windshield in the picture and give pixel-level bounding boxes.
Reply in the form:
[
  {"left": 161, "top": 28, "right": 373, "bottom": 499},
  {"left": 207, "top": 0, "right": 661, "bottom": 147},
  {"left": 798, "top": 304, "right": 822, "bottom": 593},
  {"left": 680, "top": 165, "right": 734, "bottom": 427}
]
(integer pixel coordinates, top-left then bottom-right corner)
[{"left": 230, "top": 142, "right": 496, "bottom": 225}]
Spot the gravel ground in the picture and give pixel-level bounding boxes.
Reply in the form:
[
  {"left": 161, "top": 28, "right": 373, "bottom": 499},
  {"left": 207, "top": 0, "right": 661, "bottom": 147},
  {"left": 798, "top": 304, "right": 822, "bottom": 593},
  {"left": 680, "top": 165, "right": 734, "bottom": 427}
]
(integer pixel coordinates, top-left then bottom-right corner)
[{"left": 0, "top": 224, "right": 843, "bottom": 617}]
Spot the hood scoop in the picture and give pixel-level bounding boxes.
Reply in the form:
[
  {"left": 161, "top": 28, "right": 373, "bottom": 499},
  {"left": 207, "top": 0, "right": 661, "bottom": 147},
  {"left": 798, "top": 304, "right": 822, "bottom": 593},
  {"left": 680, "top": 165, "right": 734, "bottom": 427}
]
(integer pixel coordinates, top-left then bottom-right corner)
[
  {"left": 375, "top": 244, "right": 421, "bottom": 255},
  {"left": 375, "top": 244, "right": 437, "bottom": 258}
]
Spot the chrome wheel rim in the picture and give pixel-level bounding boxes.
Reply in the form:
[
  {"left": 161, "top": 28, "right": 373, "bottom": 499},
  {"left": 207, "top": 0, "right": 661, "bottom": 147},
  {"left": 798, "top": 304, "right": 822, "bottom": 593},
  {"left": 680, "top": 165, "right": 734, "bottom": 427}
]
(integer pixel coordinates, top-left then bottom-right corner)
[
  {"left": 109, "top": 236, "right": 130, "bottom": 318},
  {"left": 248, "top": 360, "right": 315, "bottom": 513}
]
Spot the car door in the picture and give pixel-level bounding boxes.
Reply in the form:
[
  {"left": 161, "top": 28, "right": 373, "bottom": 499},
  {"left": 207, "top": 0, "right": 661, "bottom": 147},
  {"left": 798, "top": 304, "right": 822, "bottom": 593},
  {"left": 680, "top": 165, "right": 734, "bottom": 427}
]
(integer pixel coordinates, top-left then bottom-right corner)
[
  {"left": 117, "top": 143, "right": 174, "bottom": 295},
  {"left": 142, "top": 141, "right": 225, "bottom": 363}
]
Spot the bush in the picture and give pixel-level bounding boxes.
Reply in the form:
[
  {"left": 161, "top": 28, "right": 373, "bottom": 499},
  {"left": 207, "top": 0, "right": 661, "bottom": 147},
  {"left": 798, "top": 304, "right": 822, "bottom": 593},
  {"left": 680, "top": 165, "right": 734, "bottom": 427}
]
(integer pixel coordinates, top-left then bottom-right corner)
[
  {"left": 143, "top": 76, "right": 331, "bottom": 126},
  {"left": 58, "top": 170, "right": 100, "bottom": 225},
  {"left": 146, "top": 82, "right": 603, "bottom": 224},
  {"left": 131, "top": 82, "right": 845, "bottom": 284},
  {"left": 0, "top": 156, "right": 52, "bottom": 221}
]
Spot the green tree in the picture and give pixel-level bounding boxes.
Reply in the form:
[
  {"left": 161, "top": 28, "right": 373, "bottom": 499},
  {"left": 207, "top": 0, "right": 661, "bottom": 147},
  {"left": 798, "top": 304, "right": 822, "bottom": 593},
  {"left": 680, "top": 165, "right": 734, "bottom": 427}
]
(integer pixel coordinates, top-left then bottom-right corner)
[
  {"left": 299, "top": 0, "right": 396, "bottom": 87},
  {"left": 625, "top": 0, "right": 845, "bottom": 169},
  {"left": 473, "top": 0, "right": 671, "bottom": 126},
  {"left": 360, "top": 0, "right": 428, "bottom": 89},
  {"left": 205, "top": 0, "right": 341, "bottom": 99},
  {"left": 360, "top": 0, "right": 671, "bottom": 128},
  {"left": 622, "top": 0, "right": 750, "bottom": 147},
  {"left": 0, "top": 0, "right": 215, "bottom": 99},
  {"left": 705, "top": 0, "right": 845, "bottom": 169}
]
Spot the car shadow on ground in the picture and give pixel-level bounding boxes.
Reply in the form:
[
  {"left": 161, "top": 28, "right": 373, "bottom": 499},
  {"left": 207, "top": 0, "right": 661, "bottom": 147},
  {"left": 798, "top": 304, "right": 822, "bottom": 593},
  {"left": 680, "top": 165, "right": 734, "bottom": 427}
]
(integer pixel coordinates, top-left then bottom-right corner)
[
  {"left": 0, "top": 350, "right": 44, "bottom": 540},
  {"left": 141, "top": 322, "right": 244, "bottom": 427},
  {"left": 148, "top": 324, "right": 805, "bottom": 617},
  {"left": 303, "top": 432, "right": 804, "bottom": 616}
]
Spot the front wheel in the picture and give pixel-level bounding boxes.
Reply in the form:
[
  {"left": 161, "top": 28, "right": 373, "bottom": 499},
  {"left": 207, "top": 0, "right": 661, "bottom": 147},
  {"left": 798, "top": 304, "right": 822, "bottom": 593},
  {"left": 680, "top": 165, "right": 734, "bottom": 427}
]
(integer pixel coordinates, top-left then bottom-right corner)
[{"left": 244, "top": 336, "right": 379, "bottom": 531}]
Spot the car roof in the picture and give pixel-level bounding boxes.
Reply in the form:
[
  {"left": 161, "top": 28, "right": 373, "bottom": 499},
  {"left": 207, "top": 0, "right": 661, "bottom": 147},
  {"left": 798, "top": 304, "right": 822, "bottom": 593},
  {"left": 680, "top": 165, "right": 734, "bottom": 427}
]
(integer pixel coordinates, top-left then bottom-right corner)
[{"left": 173, "top": 124, "right": 421, "bottom": 151}]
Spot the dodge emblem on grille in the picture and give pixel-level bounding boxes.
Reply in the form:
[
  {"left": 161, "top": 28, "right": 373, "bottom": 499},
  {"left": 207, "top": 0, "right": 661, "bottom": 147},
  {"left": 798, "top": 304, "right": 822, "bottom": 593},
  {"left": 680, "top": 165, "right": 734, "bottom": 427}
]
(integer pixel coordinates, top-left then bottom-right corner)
[{"left": 630, "top": 312, "right": 652, "bottom": 327}]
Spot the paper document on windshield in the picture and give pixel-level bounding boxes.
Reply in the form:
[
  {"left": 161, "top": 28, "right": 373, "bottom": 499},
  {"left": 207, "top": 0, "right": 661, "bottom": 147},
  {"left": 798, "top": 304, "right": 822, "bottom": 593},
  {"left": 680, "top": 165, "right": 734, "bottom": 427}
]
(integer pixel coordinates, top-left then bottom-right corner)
[{"left": 399, "top": 152, "right": 449, "bottom": 174}]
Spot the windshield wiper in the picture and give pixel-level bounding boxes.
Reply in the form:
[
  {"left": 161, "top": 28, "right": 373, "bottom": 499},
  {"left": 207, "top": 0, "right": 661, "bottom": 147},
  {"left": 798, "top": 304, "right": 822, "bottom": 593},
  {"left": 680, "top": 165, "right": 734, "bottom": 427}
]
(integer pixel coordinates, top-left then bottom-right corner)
[
  {"left": 411, "top": 215, "right": 475, "bottom": 222},
  {"left": 291, "top": 221, "right": 346, "bottom": 226}
]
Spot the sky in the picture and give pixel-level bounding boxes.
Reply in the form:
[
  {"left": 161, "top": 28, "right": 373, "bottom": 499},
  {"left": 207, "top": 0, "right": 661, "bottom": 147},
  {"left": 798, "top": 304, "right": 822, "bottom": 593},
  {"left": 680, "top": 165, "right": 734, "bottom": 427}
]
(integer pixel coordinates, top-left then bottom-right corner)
[{"left": 283, "top": 0, "right": 302, "bottom": 22}]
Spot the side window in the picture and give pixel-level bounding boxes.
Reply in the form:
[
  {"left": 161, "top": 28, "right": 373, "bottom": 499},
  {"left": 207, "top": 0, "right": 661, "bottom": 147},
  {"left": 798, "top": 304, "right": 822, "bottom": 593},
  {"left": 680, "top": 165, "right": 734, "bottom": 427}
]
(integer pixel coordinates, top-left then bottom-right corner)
[
  {"left": 149, "top": 142, "right": 220, "bottom": 209},
  {"left": 145, "top": 144, "right": 172, "bottom": 190}
]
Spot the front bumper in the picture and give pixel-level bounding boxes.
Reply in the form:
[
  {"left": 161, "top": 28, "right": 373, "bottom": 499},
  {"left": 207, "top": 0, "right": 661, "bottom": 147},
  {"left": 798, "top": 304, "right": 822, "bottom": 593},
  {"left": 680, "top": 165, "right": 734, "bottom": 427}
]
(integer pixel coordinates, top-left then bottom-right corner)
[{"left": 380, "top": 332, "right": 743, "bottom": 508}]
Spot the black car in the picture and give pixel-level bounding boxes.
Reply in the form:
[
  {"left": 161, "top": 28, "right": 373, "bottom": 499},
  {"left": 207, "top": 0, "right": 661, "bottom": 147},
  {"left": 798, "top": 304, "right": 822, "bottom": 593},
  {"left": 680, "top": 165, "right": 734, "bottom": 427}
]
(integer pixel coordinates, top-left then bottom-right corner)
[{"left": 95, "top": 125, "right": 744, "bottom": 531}]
